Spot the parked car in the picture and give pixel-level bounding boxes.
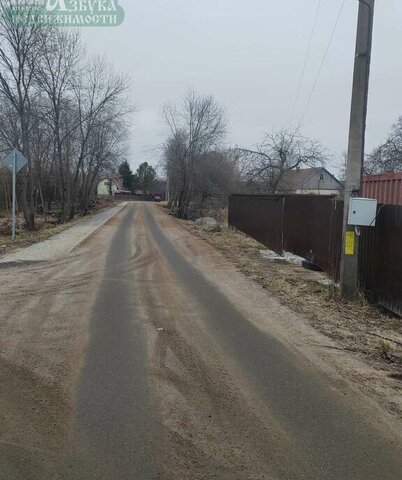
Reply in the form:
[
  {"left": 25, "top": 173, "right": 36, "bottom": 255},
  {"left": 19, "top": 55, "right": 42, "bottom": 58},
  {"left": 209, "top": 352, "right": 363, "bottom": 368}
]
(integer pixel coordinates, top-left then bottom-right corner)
[{"left": 151, "top": 192, "right": 163, "bottom": 202}]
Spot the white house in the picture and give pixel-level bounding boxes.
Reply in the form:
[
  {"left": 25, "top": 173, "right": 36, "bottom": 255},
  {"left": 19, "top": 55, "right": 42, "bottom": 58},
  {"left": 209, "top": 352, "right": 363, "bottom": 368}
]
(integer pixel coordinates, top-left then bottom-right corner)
[
  {"left": 97, "top": 179, "right": 120, "bottom": 196},
  {"left": 277, "top": 167, "right": 343, "bottom": 195}
]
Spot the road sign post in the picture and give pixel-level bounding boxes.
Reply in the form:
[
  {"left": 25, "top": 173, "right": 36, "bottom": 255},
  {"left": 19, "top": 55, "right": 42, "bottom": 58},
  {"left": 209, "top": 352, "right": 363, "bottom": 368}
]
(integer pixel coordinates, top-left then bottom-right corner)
[
  {"left": 12, "top": 150, "right": 16, "bottom": 241},
  {"left": 1, "top": 148, "right": 28, "bottom": 241}
]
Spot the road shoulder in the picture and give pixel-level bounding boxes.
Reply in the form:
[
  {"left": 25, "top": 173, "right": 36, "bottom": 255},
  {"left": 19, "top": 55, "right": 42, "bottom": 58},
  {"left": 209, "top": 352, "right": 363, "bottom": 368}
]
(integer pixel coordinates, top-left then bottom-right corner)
[{"left": 0, "top": 203, "right": 127, "bottom": 265}]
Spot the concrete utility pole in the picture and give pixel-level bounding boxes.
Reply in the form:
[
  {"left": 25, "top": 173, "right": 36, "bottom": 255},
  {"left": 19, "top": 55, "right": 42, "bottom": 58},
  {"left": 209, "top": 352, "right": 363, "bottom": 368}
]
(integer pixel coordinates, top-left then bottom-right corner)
[{"left": 340, "top": 0, "right": 375, "bottom": 300}]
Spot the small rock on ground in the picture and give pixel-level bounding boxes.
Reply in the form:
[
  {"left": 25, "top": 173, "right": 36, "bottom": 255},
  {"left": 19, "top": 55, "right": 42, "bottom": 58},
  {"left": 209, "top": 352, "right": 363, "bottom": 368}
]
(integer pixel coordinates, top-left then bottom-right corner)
[{"left": 194, "top": 217, "right": 221, "bottom": 233}]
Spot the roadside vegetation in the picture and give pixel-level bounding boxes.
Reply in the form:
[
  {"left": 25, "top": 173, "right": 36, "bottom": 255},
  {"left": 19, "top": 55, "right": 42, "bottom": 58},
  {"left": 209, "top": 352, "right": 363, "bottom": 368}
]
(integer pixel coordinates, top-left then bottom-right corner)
[
  {"left": 0, "top": 0, "right": 133, "bottom": 232},
  {"left": 160, "top": 90, "right": 334, "bottom": 220},
  {"left": 365, "top": 116, "right": 402, "bottom": 174},
  {"left": 162, "top": 89, "right": 237, "bottom": 219},
  {"left": 0, "top": 196, "right": 118, "bottom": 256},
  {"left": 161, "top": 85, "right": 402, "bottom": 222}
]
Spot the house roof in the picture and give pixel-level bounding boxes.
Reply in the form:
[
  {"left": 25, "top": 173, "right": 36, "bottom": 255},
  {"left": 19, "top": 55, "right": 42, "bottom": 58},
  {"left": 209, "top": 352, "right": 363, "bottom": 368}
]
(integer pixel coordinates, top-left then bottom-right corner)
[{"left": 278, "top": 167, "right": 341, "bottom": 191}]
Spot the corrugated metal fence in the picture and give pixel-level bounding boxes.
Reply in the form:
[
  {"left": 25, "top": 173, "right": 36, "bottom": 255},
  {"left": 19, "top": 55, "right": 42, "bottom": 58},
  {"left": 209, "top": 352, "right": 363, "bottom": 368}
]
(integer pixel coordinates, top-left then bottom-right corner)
[
  {"left": 229, "top": 195, "right": 343, "bottom": 279},
  {"left": 363, "top": 173, "right": 402, "bottom": 206},
  {"left": 283, "top": 196, "right": 343, "bottom": 280},
  {"left": 360, "top": 205, "right": 402, "bottom": 316},
  {"left": 229, "top": 194, "right": 402, "bottom": 317},
  {"left": 228, "top": 195, "right": 284, "bottom": 253}
]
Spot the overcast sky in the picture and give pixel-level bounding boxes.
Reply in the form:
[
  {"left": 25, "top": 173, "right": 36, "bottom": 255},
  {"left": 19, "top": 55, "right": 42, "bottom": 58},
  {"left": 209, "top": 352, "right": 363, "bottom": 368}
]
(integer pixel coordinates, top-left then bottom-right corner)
[{"left": 82, "top": 0, "right": 402, "bottom": 177}]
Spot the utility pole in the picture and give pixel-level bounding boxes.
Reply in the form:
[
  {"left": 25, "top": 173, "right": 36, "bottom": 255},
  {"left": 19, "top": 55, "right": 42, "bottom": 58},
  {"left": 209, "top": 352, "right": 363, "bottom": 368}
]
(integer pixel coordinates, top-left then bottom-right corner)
[{"left": 340, "top": 0, "right": 375, "bottom": 300}]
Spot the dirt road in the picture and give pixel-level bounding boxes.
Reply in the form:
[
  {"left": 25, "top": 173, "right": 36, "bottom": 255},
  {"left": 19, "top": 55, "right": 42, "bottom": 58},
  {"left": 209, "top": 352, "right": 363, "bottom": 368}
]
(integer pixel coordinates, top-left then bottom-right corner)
[{"left": 0, "top": 203, "right": 401, "bottom": 479}]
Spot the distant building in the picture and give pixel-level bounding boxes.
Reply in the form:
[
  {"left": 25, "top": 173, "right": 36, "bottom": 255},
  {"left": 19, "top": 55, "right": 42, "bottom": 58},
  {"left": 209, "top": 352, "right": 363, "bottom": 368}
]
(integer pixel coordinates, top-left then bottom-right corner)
[
  {"left": 97, "top": 178, "right": 131, "bottom": 196},
  {"left": 278, "top": 167, "right": 343, "bottom": 195},
  {"left": 363, "top": 172, "right": 402, "bottom": 206}
]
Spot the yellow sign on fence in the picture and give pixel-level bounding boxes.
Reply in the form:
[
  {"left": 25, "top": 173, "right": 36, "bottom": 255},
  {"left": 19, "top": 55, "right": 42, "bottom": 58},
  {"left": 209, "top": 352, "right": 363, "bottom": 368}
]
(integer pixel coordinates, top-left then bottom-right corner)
[{"left": 345, "top": 231, "right": 355, "bottom": 256}]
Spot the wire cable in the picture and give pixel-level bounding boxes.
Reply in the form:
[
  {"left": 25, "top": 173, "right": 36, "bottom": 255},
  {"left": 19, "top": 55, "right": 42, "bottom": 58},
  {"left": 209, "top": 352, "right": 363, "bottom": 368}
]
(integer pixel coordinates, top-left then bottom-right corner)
[
  {"left": 299, "top": 0, "right": 348, "bottom": 126},
  {"left": 289, "top": 0, "right": 323, "bottom": 127}
]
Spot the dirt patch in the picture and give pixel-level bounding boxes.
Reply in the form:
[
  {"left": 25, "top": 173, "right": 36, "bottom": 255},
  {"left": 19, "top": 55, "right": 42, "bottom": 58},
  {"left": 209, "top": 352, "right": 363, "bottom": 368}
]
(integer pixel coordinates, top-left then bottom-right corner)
[
  {"left": 175, "top": 216, "right": 402, "bottom": 422},
  {"left": 0, "top": 218, "right": 120, "bottom": 477},
  {"left": 0, "top": 357, "right": 71, "bottom": 478}
]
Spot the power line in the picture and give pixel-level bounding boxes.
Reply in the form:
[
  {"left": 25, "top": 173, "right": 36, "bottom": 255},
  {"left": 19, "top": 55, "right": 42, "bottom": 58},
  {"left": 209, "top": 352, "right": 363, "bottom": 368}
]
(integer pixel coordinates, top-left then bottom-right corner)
[
  {"left": 289, "top": 0, "right": 323, "bottom": 127},
  {"left": 299, "top": 0, "right": 348, "bottom": 126}
]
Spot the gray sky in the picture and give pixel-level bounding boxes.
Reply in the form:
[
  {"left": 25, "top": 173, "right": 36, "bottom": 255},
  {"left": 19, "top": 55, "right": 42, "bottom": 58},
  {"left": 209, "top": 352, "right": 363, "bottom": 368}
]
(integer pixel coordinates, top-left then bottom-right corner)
[{"left": 82, "top": 0, "right": 402, "bottom": 177}]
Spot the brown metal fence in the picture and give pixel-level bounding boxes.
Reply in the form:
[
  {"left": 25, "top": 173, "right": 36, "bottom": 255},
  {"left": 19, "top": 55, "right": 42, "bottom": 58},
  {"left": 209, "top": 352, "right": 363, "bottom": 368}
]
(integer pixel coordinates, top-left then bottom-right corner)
[
  {"left": 228, "top": 195, "right": 284, "bottom": 253},
  {"left": 229, "top": 194, "right": 402, "bottom": 317},
  {"left": 360, "top": 205, "right": 402, "bottom": 317},
  {"left": 283, "top": 196, "right": 343, "bottom": 280},
  {"left": 229, "top": 194, "right": 343, "bottom": 279}
]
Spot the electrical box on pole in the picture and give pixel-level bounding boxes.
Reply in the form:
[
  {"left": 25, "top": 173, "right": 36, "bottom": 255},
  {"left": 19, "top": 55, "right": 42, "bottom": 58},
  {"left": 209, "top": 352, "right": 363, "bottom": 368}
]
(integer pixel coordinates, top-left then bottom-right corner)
[{"left": 348, "top": 198, "right": 378, "bottom": 226}]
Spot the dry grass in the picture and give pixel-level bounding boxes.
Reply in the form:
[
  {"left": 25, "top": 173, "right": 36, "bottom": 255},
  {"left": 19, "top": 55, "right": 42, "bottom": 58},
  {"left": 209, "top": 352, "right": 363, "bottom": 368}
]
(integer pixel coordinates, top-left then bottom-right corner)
[
  {"left": 0, "top": 219, "right": 80, "bottom": 256},
  {"left": 0, "top": 198, "right": 118, "bottom": 257},
  {"left": 181, "top": 221, "right": 402, "bottom": 370}
]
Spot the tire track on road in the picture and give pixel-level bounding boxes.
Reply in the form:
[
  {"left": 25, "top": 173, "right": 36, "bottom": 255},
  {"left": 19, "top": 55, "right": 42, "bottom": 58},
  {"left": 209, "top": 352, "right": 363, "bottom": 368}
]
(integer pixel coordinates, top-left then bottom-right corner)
[
  {"left": 59, "top": 205, "right": 155, "bottom": 480},
  {"left": 143, "top": 204, "right": 402, "bottom": 480}
]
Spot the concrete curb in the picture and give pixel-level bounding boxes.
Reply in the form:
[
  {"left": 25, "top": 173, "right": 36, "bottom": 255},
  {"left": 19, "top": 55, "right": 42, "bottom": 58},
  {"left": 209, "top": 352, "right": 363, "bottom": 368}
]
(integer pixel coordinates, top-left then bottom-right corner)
[{"left": 67, "top": 202, "right": 128, "bottom": 254}]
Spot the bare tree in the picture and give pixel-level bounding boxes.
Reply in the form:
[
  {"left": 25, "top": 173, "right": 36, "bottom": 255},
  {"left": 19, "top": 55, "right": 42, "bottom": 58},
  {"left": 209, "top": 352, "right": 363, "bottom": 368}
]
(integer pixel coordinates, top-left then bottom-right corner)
[
  {"left": 69, "top": 56, "right": 132, "bottom": 218},
  {"left": 0, "top": 11, "right": 133, "bottom": 226},
  {"left": 164, "top": 129, "right": 187, "bottom": 207},
  {"left": 192, "top": 150, "right": 241, "bottom": 215},
  {"left": 163, "top": 89, "right": 227, "bottom": 218},
  {"left": 0, "top": 0, "right": 48, "bottom": 228},
  {"left": 365, "top": 117, "right": 402, "bottom": 174},
  {"left": 35, "top": 29, "right": 81, "bottom": 220},
  {"left": 238, "top": 129, "right": 326, "bottom": 193}
]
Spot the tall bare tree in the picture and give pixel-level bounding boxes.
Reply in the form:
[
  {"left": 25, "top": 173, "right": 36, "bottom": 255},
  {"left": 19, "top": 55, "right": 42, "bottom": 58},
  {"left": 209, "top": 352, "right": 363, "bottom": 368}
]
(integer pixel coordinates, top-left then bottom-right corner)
[
  {"left": 193, "top": 150, "right": 241, "bottom": 215},
  {"left": 69, "top": 56, "right": 132, "bottom": 218},
  {"left": 365, "top": 117, "right": 402, "bottom": 174},
  {"left": 0, "top": 0, "right": 47, "bottom": 228},
  {"left": 35, "top": 29, "right": 81, "bottom": 220},
  {"left": 163, "top": 89, "right": 227, "bottom": 218},
  {"left": 0, "top": 7, "right": 133, "bottom": 226},
  {"left": 238, "top": 129, "right": 326, "bottom": 193}
]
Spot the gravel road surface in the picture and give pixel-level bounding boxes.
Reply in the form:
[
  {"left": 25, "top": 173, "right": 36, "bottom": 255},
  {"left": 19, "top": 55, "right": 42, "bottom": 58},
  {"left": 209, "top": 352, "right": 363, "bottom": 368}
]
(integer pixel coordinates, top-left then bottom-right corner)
[{"left": 0, "top": 203, "right": 401, "bottom": 479}]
